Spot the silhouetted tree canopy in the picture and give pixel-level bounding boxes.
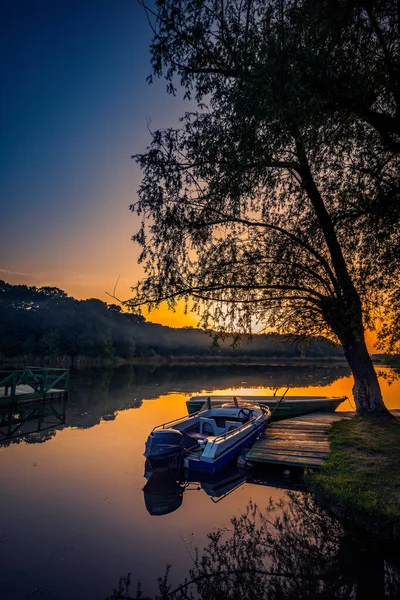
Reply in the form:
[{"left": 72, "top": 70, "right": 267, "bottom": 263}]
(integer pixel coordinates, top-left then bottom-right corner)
[
  {"left": 130, "top": 0, "right": 400, "bottom": 415},
  {"left": 0, "top": 280, "right": 340, "bottom": 362}
]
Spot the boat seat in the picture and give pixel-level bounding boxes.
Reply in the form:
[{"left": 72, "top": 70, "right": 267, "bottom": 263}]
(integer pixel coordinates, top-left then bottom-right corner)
[
  {"left": 189, "top": 432, "right": 207, "bottom": 441},
  {"left": 225, "top": 420, "right": 240, "bottom": 432},
  {"left": 199, "top": 417, "right": 218, "bottom": 436}
]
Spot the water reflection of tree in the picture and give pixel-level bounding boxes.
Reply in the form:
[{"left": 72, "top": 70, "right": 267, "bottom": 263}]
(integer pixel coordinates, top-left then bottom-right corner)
[
  {"left": 107, "top": 492, "right": 400, "bottom": 600},
  {"left": 67, "top": 363, "right": 349, "bottom": 431},
  {"left": 67, "top": 366, "right": 143, "bottom": 429},
  {"left": 0, "top": 429, "right": 59, "bottom": 448}
]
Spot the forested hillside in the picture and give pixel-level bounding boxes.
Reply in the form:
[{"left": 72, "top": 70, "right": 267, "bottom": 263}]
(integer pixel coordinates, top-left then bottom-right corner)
[{"left": 0, "top": 281, "right": 343, "bottom": 362}]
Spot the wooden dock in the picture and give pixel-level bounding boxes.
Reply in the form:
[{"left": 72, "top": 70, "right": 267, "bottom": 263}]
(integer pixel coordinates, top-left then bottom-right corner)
[
  {"left": 0, "top": 367, "right": 69, "bottom": 405},
  {"left": 246, "top": 412, "right": 351, "bottom": 468},
  {"left": 246, "top": 410, "right": 400, "bottom": 468}
]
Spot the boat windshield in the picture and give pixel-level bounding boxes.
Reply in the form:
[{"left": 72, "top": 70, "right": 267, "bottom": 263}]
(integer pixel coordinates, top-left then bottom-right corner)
[{"left": 199, "top": 396, "right": 241, "bottom": 412}]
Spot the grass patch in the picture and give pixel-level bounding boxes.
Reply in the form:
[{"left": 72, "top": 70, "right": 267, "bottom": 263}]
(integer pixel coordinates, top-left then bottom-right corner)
[{"left": 310, "top": 416, "right": 400, "bottom": 541}]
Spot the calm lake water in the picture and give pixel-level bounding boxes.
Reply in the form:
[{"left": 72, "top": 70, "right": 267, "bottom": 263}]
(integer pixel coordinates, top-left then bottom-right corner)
[{"left": 1, "top": 363, "right": 400, "bottom": 599}]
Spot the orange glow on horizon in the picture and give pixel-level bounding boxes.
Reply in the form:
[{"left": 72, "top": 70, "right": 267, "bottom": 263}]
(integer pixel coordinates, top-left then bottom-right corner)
[
  {"left": 0, "top": 270, "right": 387, "bottom": 342},
  {"left": 142, "top": 303, "right": 199, "bottom": 328}
]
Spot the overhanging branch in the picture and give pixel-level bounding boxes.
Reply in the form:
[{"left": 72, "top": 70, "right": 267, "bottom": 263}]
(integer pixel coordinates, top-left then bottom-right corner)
[{"left": 126, "top": 282, "right": 325, "bottom": 308}]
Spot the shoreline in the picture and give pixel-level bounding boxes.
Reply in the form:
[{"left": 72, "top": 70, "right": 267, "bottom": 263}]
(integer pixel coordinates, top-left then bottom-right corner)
[
  {"left": 309, "top": 414, "right": 400, "bottom": 544},
  {"left": 0, "top": 354, "right": 354, "bottom": 370}
]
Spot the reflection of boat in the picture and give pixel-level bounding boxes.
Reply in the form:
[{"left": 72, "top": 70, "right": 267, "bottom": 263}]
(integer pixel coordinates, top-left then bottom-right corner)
[
  {"left": 199, "top": 468, "right": 247, "bottom": 502},
  {"left": 142, "top": 466, "right": 247, "bottom": 515},
  {"left": 144, "top": 401, "right": 270, "bottom": 473},
  {"left": 142, "top": 462, "right": 305, "bottom": 516},
  {"left": 186, "top": 394, "right": 347, "bottom": 420},
  {"left": 143, "top": 472, "right": 185, "bottom": 516}
]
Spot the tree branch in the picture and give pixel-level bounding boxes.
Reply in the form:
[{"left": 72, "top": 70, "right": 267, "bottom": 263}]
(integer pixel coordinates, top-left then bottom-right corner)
[{"left": 126, "top": 282, "right": 325, "bottom": 308}]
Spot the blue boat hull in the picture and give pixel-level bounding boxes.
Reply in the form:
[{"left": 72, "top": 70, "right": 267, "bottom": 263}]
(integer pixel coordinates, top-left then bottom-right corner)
[{"left": 185, "top": 420, "right": 266, "bottom": 473}]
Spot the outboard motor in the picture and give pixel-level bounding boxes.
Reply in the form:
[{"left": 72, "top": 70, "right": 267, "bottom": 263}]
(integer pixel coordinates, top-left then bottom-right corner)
[{"left": 144, "top": 428, "right": 198, "bottom": 469}]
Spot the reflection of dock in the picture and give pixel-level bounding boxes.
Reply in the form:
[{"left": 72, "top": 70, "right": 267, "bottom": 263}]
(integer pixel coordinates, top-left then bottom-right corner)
[
  {"left": 0, "top": 397, "right": 67, "bottom": 444},
  {"left": 0, "top": 367, "right": 69, "bottom": 405},
  {"left": 247, "top": 410, "right": 400, "bottom": 468}
]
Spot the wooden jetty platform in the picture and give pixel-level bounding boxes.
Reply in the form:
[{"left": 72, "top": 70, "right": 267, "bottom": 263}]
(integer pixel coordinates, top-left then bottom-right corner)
[
  {"left": 0, "top": 367, "right": 69, "bottom": 405},
  {"left": 246, "top": 412, "right": 351, "bottom": 468},
  {"left": 246, "top": 410, "right": 400, "bottom": 468}
]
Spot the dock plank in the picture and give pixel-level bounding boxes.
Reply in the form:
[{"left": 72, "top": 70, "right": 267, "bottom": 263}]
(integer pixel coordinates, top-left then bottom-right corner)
[
  {"left": 267, "top": 434, "right": 328, "bottom": 438},
  {"left": 249, "top": 449, "right": 329, "bottom": 458},
  {"left": 251, "top": 438, "right": 331, "bottom": 447},
  {"left": 250, "top": 455, "right": 325, "bottom": 467}
]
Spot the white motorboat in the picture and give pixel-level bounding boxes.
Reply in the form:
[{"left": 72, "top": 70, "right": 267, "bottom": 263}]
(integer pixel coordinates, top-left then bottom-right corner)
[{"left": 144, "top": 399, "right": 270, "bottom": 473}]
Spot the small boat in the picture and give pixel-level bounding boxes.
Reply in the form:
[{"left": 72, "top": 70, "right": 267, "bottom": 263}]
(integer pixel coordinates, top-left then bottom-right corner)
[
  {"left": 186, "top": 393, "right": 347, "bottom": 420},
  {"left": 144, "top": 400, "right": 270, "bottom": 473}
]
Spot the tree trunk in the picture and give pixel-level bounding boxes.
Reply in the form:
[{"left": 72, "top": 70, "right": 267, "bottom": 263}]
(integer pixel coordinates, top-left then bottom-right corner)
[
  {"left": 296, "top": 140, "right": 390, "bottom": 414},
  {"left": 341, "top": 333, "right": 391, "bottom": 418},
  {"left": 321, "top": 278, "right": 391, "bottom": 418}
]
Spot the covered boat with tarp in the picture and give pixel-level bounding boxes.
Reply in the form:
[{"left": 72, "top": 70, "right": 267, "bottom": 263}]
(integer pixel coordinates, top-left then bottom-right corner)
[{"left": 186, "top": 392, "right": 347, "bottom": 421}]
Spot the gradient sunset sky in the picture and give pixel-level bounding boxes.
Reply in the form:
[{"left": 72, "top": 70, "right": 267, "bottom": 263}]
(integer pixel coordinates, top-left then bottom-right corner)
[{"left": 1, "top": 0, "right": 198, "bottom": 327}]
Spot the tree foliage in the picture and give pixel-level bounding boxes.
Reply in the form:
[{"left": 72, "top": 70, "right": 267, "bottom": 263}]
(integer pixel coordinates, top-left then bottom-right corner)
[
  {"left": 0, "top": 280, "right": 144, "bottom": 360},
  {"left": 130, "top": 0, "right": 400, "bottom": 414},
  {"left": 132, "top": 0, "right": 399, "bottom": 340},
  {"left": 0, "top": 280, "right": 339, "bottom": 361}
]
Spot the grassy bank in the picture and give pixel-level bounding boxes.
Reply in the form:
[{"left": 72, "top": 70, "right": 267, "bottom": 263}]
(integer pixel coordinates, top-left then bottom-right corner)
[{"left": 310, "top": 416, "right": 400, "bottom": 542}]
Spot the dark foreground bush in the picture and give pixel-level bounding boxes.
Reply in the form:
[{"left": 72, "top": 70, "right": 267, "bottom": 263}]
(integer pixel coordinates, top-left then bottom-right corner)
[{"left": 106, "top": 492, "right": 400, "bottom": 600}]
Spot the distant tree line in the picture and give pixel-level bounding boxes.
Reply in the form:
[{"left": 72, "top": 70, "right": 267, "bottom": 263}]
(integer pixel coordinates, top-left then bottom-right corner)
[{"left": 0, "top": 281, "right": 343, "bottom": 362}]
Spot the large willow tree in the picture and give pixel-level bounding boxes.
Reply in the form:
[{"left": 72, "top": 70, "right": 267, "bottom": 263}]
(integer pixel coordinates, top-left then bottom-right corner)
[{"left": 130, "top": 0, "right": 400, "bottom": 417}]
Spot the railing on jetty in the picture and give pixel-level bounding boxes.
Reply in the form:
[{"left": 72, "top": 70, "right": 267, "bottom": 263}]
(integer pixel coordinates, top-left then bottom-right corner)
[{"left": 0, "top": 367, "right": 69, "bottom": 405}]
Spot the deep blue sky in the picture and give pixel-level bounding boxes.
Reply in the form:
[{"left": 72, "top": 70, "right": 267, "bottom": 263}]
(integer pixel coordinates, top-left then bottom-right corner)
[{"left": 0, "top": 0, "right": 193, "bottom": 324}]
